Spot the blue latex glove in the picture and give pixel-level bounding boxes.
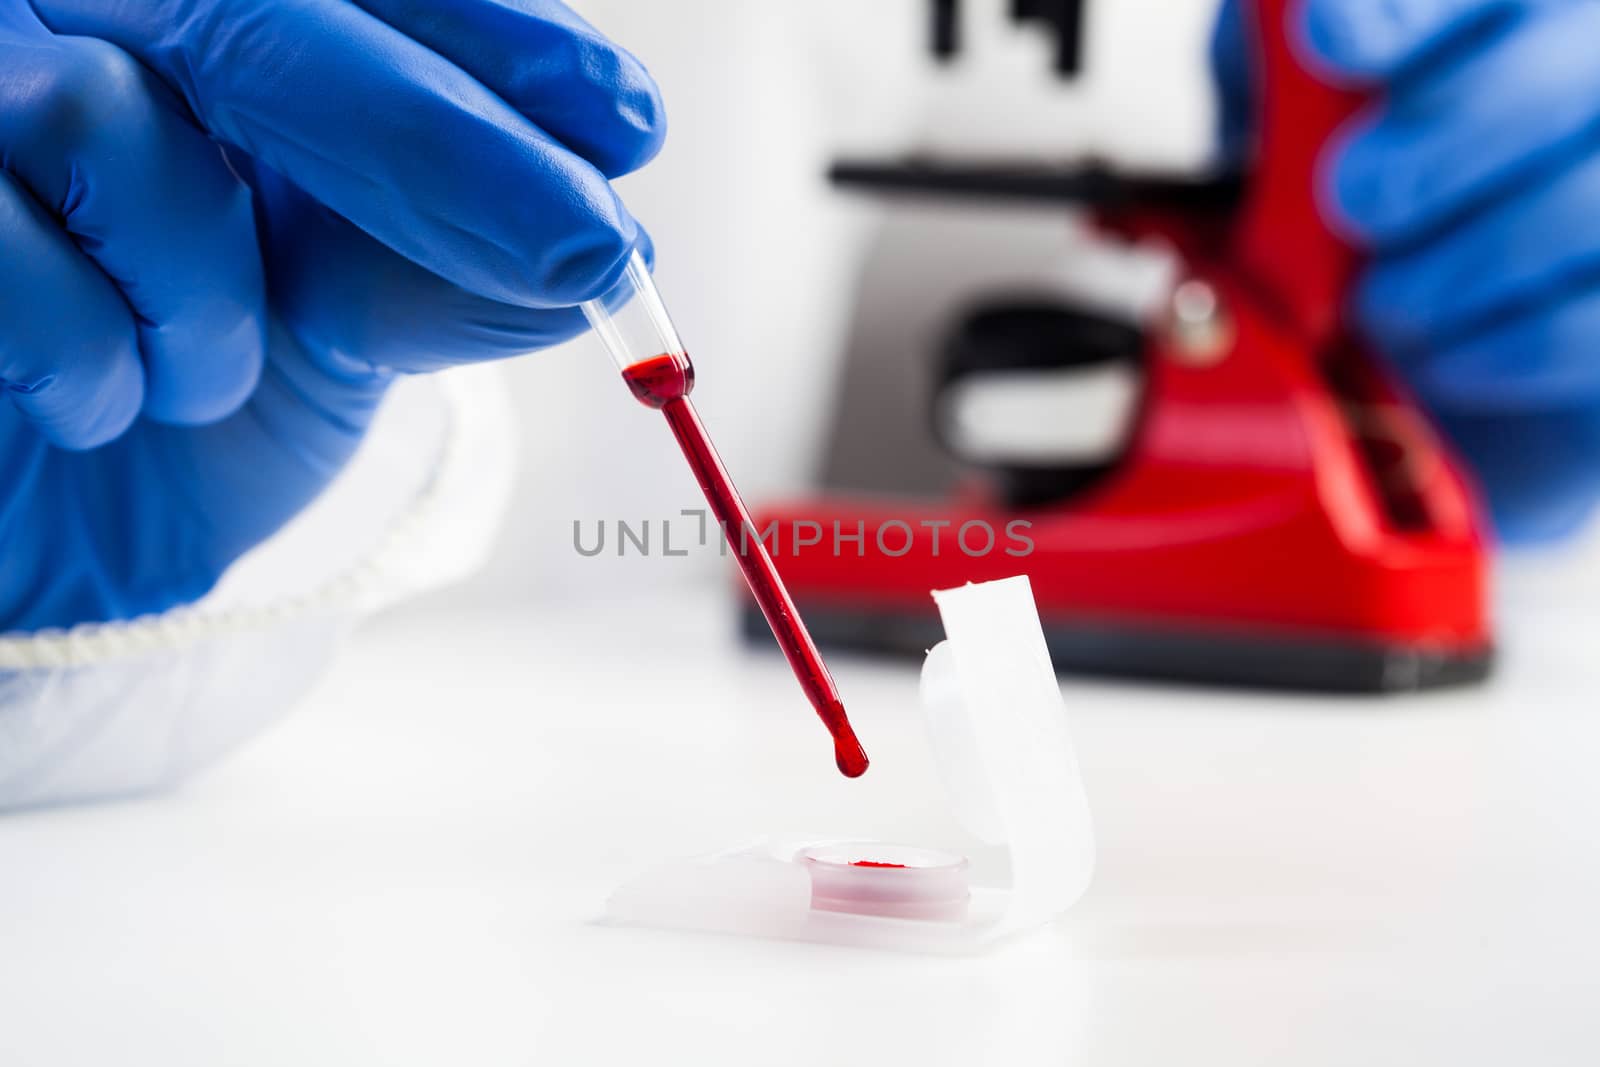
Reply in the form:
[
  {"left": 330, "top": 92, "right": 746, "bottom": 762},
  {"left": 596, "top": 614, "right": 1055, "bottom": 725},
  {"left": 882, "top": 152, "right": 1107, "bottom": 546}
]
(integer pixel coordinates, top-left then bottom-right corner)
[
  {"left": 0, "top": 0, "right": 664, "bottom": 631},
  {"left": 1212, "top": 0, "right": 1600, "bottom": 542}
]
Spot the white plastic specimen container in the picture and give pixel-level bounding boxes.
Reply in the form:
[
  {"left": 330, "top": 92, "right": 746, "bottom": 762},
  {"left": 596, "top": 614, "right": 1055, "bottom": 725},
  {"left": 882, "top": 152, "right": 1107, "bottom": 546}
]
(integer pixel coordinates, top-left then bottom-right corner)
[
  {"left": 605, "top": 575, "right": 1096, "bottom": 954},
  {"left": 800, "top": 842, "right": 971, "bottom": 921}
]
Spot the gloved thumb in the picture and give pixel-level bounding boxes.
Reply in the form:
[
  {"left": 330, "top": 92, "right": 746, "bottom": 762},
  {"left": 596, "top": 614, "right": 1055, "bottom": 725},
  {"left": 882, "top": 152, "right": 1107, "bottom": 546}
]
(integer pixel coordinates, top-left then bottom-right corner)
[{"left": 1299, "top": 0, "right": 1527, "bottom": 78}]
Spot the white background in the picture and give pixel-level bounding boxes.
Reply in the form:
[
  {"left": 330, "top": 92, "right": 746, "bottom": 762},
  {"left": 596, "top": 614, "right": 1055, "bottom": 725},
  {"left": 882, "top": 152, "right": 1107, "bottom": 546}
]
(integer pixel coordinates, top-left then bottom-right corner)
[{"left": 4, "top": 565, "right": 1599, "bottom": 1065}]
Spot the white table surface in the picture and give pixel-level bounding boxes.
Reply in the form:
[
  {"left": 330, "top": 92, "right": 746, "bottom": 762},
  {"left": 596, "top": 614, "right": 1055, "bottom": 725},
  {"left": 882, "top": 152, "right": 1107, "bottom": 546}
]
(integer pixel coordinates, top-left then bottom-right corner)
[{"left": 2, "top": 567, "right": 1598, "bottom": 1066}]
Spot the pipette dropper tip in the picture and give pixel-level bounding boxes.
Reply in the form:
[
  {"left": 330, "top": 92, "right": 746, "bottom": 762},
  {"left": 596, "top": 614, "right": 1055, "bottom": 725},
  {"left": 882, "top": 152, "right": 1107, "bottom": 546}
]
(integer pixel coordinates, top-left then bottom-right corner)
[
  {"left": 834, "top": 727, "right": 870, "bottom": 779},
  {"left": 816, "top": 697, "right": 868, "bottom": 778}
]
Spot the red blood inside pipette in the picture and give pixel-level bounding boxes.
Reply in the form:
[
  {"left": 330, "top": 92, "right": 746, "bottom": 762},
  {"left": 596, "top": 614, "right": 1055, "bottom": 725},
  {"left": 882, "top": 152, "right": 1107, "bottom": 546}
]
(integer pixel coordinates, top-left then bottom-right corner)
[
  {"left": 621, "top": 353, "right": 869, "bottom": 779},
  {"left": 850, "top": 861, "right": 909, "bottom": 869},
  {"left": 620, "top": 351, "right": 695, "bottom": 408}
]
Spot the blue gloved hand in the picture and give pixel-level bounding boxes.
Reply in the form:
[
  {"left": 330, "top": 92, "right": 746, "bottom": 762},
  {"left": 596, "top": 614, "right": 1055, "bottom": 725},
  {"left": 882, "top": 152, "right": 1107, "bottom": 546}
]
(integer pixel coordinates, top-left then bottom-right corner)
[
  {"left": 1212, "top": 0, "right": 1600, "bottom": 542},
  {"left": 0, "top": 0, "right": 664, "bottom": 631}
]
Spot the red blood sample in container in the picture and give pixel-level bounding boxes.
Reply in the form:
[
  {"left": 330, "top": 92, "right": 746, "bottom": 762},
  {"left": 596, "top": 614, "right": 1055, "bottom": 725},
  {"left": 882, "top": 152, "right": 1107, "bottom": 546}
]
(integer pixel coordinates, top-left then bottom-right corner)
[{"left": 801, "top": 844, "right": 971, "bottom": 920}]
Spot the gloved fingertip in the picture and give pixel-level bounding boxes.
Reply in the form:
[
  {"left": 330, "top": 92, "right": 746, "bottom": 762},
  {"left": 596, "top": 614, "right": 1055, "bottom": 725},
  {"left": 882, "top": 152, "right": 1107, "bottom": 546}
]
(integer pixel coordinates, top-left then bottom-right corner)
[
  {"left": 593, "top": 68, "right": 668, "bottom": 180},
  {"left": 543, "top": 25, "right": 666, "bottom": 179},
  {"left": 1493, "top": 495, "right": 1600, "bottom": 546},
  {"left": 1317, "top": 118, "right": 1387, "bottom": 245},
  {"left": 536, "top": 219, "right": 643, "bottom": 308},
  {"left": 140, "top": 309, "right": 267, "bottom": 427},
  {"left": 10, "top": 347, "right": 144, "bottom": 452},
  {"left": 1297, "top": 0, "right": 1407, "bottom": 79},
  {"left": 1485, "top": 467, "right": 1600, "bottom": 546},
  {"left": 1433, "top": 406, "right": 1600, "bottom": 546},
  {"left": 573, "top": 225, "right": 660, "bottom": 319}
]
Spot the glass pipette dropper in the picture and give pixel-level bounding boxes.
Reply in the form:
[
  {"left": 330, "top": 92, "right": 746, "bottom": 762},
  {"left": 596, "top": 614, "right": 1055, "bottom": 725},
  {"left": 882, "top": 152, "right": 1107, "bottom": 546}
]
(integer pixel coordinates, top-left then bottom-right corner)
[{"left": 582, "top": 252, "right": 869, "bottom": 779}]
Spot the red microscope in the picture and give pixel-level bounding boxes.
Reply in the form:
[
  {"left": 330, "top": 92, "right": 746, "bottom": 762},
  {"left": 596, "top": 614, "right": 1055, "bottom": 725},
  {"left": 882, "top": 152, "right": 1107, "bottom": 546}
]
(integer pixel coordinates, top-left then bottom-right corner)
[{"left": 747, "top": 0, "right": 1493, "bottom": 691}]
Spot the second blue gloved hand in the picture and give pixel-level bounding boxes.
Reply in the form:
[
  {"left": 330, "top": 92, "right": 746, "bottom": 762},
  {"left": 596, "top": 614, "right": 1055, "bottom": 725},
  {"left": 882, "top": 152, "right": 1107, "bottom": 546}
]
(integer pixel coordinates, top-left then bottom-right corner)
[
  {"left": 0, "top": 0, "right": 664, "bottom": 631},
  {"left": 1212, "top": 0, "right": 1600, "bottom": 542}
]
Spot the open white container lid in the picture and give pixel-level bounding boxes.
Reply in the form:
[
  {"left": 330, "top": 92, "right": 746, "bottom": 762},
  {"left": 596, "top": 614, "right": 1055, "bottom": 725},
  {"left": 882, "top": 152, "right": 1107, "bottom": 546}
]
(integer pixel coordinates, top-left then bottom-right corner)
[{"left": 606, "top": 575, "right": 1095, "bottom": 954}]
